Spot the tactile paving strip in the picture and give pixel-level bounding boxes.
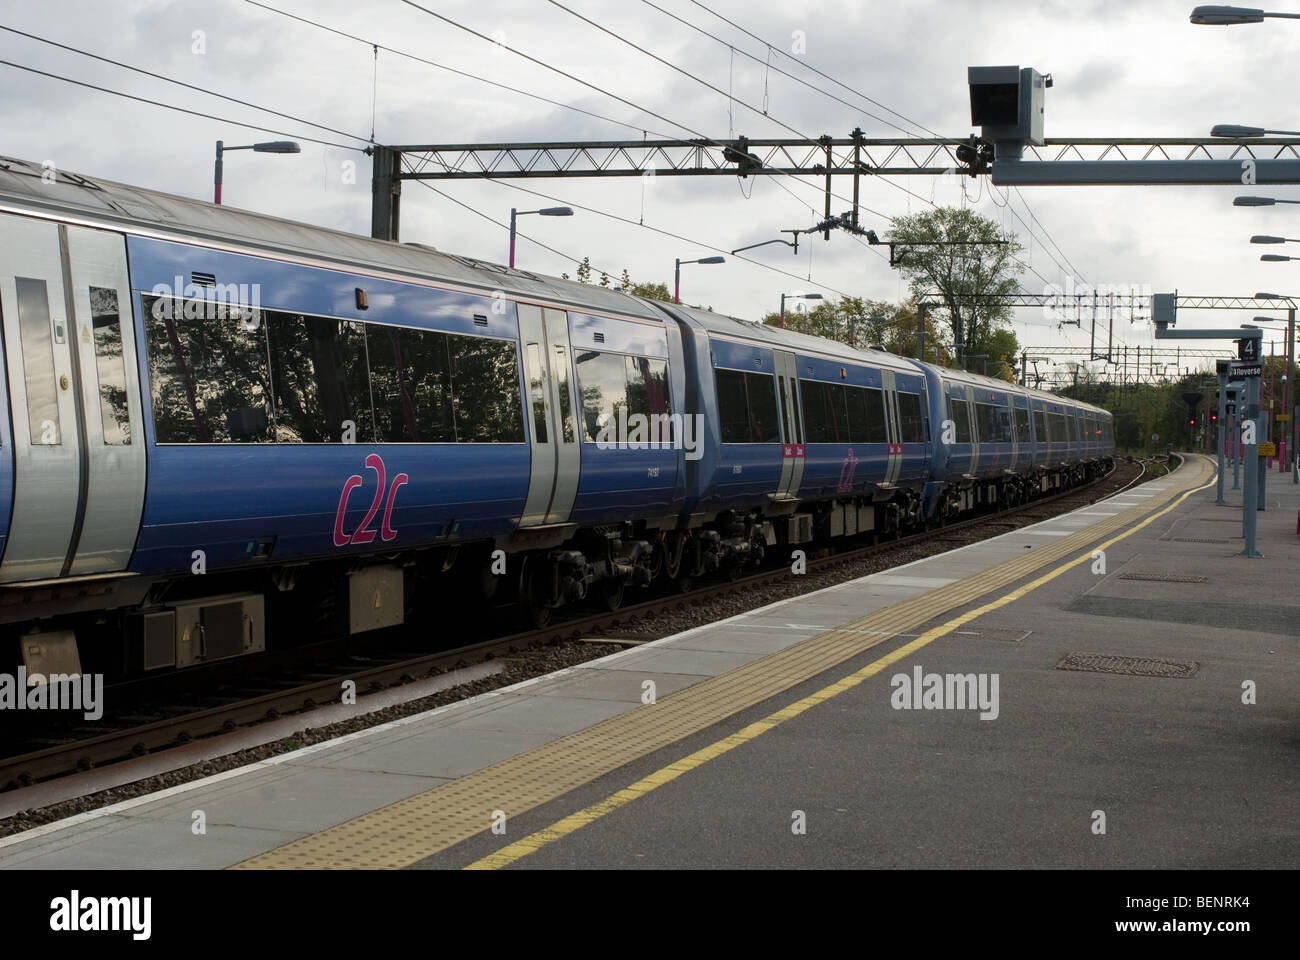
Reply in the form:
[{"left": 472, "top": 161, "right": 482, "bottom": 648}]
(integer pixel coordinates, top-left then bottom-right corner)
[
  {"left": 234, "top": 457, "right": 1214, "bottom": 869},
  {"left": 1056, "top": 652, "right": 1199, "bottom": 678}
]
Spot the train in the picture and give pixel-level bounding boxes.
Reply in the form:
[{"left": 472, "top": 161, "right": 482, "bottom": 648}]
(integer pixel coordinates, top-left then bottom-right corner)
[{"left": 0, "top": 157, "right": 1112, "bottom": 678}]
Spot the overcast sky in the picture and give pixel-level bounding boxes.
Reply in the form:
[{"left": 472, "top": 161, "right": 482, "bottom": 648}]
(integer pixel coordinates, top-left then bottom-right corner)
[{"left": 5, "top": 0, "right": 1300, "bottom": 386}]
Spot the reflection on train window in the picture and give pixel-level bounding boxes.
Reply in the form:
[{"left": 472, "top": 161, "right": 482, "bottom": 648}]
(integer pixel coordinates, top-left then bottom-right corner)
[
  {"left": 524, "top": 343, "right": 548, "bottom": 444},
  {"left": 1014, "top": 408, "right": 1031, "bottom": 443},
  {"left": 801, "top": 380, "right": 849, "bottom": 444},
  {"left": 89, "top": 287, "right": 132, "bottom": 445},
  {"left": 268, "top": 313, "right": 372, "bottom": 443},
  {"left": 144, "top": 294, "right": 271, "bottom": 442},
  {"left": 717, "top": 368, "right": 779, "bottom": 444},
  {"left": 949, "top": 396, "right": 972, "bottom": 443},
  {"left": 366, "top": 324, "right": 454, "bottom": 443},
  {"left": 15, "top": 277, "right": 61, "bottom": 445},
  {"left": 896, "top": 391, "right": 927, "bottom": 443},
  {"left": 1032, "top": 410, "right": 1047, "bottom": 443},
  {"left": 575, "top": 350, "right": 627, "bottom": 442},
  {"left": 846, "top": 386, "right": 888, "bottom": 444},
  {"left": 452, "top": 336, "right": 523, "bottom": 443},
  {"left": 145, "top": 298, "right": 523, "bottom": 444},
  {"left": 553, "top": 346, "right": 575, "bottom": 443},
  {"left": 625, "top": 356, "right": 671, "bottom": 441}
]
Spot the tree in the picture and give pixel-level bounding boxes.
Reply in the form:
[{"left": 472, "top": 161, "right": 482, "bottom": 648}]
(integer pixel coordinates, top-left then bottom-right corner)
[
  {"left": 759, "top": 296, "right": 952, "bottom": 365},
  {"left": 888, "top": 207, "right": 1024, "bottom": 370}
]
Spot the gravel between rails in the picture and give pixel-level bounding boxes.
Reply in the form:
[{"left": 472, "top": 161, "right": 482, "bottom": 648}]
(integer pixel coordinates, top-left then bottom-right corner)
[{"left": 0, "top": 459, "right": 1154, "bottom": 839}]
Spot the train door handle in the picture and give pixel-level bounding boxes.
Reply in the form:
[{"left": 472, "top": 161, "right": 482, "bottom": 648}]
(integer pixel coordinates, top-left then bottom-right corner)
[{"left": 59, "top": 374, "right": 69, "bottom": 391}]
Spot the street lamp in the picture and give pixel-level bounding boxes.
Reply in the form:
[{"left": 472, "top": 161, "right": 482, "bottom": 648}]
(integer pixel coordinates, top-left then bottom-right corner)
[
  {"left": 779, "top": 292, "right": 823, "bottom": 329},
  {"left": 509, "top": 207, "right": 573, "bottom": 268},
  {"left": 1256, "top": 292, "right": 1300, "bottom": 482},
  {"left": 214, "top": 140, "right": 300, "bottom": 205},
  {"left": 674, "top": 256, "right": 724, "bottom": 304},
  {"left": 1191, "top": 5, "right": 1300, "bottom": 23},
  {"left": 1234, "top": 196, "right": 1300, "bottom": 206},
  {"left": 1251, "top": 235, "right": 1300, "bottom": 243},
  {"left": 1261, "top": 253, "right": 1300, "bottom": 261},
  {"left": 1211, "top": 123, "right": 1300, "bottom": 137}
]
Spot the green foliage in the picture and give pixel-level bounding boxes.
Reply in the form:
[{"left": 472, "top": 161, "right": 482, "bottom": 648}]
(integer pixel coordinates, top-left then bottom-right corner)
[{"left": 888, "top": 207, "right": 1024, "bottom": 369}]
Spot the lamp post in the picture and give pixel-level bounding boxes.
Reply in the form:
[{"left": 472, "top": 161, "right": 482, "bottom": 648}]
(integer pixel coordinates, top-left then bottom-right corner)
[
  {"left": 674, "top": 256, "right": 724, "bottom": 305},
  {"left": 214, "top": 140, "right": 300, "bottom": 205},
  {"left": 779, "top": 292, "right": 823, "bottom": 330},
  {"left": 1235, "top": 195, "right": 1300, "bottom": 206},
  {"left": 509, "top": 207, "right": 573, "bottom": 268},
  {"left": 1191, "top": 6, "right": 1300, "bottom": 24},
  {"left": 1255, "top": 291, "right": 1299, "bottom": 481}
]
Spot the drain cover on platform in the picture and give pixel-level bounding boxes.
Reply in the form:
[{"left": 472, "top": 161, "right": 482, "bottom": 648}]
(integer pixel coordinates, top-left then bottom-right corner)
[
  {"left": 1057, "top": 652, "right": 1199, "bottom": 678},
  {"left": 1118, "top": 573, "right": 1208, "bottom": 583}
]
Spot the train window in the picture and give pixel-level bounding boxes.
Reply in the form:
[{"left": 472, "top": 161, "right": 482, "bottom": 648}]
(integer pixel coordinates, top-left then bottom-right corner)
[
  {"left": 575, "top": 350, "right": 628, "bottom": 442},
  {"left": 1014, "top": 408, "right": 1031, "bottom": 443},
  {"left": 1049, "top": 412, "right": 1067, "bottom": 443},
  {"left": 267, "top": 312, "right": 373, "bottom": 443},
  {"left": 847, "top": 386, "right": 888, "bottom": 444},
  {"left": 14, "top": 277, "right": 61, "bottom": 445},
  {"left": 950, "top": 397, "right": 972, "bottom": 443},
  {"left": 717, "top": 368, "right": 779, "bottom": 444},
  {"left": 802, "top": 380, "right": 849, "bottom": 443},
  {"left": 88, "top": 286, "right": 131, "bottom": 445},
  {"left": 367, "top": 324, "right": 454, "bottom": 443},
  {"left": 975, "top": 403, "right": 997, "bottom": 443},
  {"left": 746, "top": 371, "right": 780, "bottom": 443},
  {"left": 777, "top": 377, "right": 792, "bottom": 443},
  {"left": 144, "top": 295, "right": 272, "bottom": 443},
  {"left": 896, "top": 392, "right": 927, "bottom": 443},
  {"left": 451, "top": 335, "right": 524, "bottom": 443},
  {"left": 716, "top": 368, "right": 751, "bottom": 444},
  {"left": 553, "top": 346, "right": 575, "bottom": 443},
  {"left": 1032, "top": 410, "right": 1046, "bottom": 442},
  {"left": 625, "top": 356, "right": 672, "bottom": 442},
  {"left": 524, "top": 343, "right": 548, "bottom": 444}
]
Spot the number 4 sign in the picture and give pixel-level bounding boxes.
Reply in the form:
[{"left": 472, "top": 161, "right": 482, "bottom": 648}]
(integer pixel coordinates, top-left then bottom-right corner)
[{"left": 1238, "top": 338, "right": 1258, "bottom": 362}]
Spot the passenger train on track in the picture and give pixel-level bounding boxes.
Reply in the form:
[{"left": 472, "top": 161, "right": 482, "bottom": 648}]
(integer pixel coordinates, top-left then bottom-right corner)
[{"left": 0, "top": 157, "right": 1112, "bottom": 678}]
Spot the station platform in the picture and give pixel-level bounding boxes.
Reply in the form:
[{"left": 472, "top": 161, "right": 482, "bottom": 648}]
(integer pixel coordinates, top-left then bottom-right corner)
[{"left": 2, "top": 453, "right": 1295, "bottom": 870}]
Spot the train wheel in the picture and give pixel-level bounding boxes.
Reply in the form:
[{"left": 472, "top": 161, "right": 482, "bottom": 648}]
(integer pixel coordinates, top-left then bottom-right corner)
[
  {"left": 519, "top": 558, "right": 553, "bottom": 629},
  {"left": 602, "top": 579, "right": 625, "bottom": 612}
]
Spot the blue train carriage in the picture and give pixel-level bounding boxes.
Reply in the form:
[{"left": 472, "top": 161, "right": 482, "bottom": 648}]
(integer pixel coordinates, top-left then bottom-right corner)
[
  {"left": 651, "top": 305, "right": 934, "bottom": 581},
  {"left": 1022, "top": 387, "right": 1114, "bottom": 494},
  {"left": 0, "top": 157, "right": 685, "bottom": 668}
]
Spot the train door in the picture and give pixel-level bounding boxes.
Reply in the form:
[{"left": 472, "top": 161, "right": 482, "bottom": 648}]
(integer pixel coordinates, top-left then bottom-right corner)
[
  {"left": 0, "top": 215, "right": 146, "bottom": 582},
  {"left": 518, "top": 304, "right": 580, "bottom": 526},
  {"left": 772, "top": 349, "right": 804, "bottom": 499}
]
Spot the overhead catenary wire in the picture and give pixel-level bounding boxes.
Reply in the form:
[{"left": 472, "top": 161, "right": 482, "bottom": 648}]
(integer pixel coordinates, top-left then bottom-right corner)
[
  {"left": 0, "top": 24, "right": 369, "bottom": 148},
  {"left": 0, "top": 57, "right": 363, "bottom": 151}
]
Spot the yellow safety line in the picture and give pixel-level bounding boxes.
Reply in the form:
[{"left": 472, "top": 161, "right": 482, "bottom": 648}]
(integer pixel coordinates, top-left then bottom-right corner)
[{"left": 465, "top": 465, "right": 1218, "bottom": 869}]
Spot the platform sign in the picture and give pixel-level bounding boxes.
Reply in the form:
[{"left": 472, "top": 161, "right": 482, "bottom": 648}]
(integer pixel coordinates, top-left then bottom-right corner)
[
  {"left": 1238, "top": 338, "right": 1259, "bottom": 362},
  {"left": 1259, "top": 442, "right": 1277, "bottom": 457},
  {"left": 1232, "top": 363, "right": 1263, "bottom": 378},
  {"left": 1277, "top": 414, "right": 1291, "bottom": 422}
]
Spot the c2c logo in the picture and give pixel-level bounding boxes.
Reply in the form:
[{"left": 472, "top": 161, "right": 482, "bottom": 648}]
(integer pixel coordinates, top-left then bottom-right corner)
[{"left": 333, "top": 453, "right": 408, "bottom": 546}]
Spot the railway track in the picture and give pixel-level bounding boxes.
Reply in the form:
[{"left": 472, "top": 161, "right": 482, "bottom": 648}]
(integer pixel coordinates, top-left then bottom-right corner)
[{"left": 0, "top": 459, "right": 1156, "bottom": 793}]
